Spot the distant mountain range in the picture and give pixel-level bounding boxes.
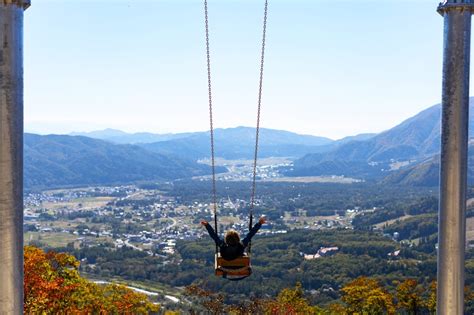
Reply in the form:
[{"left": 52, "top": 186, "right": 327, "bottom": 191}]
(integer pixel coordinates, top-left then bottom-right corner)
[
  {"left": 70, "top": 129, "right": 195, "bottom": 144},
  {"left": 26, "top": 128, "right": 374, "bottom": 190},
  {"left": 71, "top": 126, "right": 375, "bottom": 160},
  {"left": 71, "top": 127, "right": 334, "bottom": 145},
  {"left": 24, "top": 134, "right": 218, "bottom": 190},
  {"left": 27, "top": 99, "right": 474, "bottom": 188},
  {"left": 140, "top": 127, "right": 338, "bottom": 160}
]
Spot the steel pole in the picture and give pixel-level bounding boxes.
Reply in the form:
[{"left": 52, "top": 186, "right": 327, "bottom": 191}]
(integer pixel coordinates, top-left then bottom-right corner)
[
  {"left": 437, "top": 1, "right": 474, "bottom": 314},
  {"left": 0, "top": 1, "right": 29, "bottom": 314}
]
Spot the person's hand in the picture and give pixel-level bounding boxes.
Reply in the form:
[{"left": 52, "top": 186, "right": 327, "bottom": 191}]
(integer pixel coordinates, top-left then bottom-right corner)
[
  {"left": 200, "top": 220, "right": 208, "bottom": 226},
  {"left": 258, "top": 216, "right": 267, "bottom": 225}
]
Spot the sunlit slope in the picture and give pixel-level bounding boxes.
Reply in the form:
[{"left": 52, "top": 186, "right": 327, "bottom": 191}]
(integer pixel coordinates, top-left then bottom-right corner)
[
  {"left": 382, "top": 145, "right": 474, "bottom": 186},
  {"left": 289, "top": 99, "right": 474, "bottom": 180}
]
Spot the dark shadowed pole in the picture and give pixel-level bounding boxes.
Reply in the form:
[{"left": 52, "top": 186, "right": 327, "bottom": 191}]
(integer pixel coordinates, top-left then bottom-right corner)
[
  {"left": 0, "top": 0, "right": 29, "bottom": 313},
  {"left": 437, "top": 1, "right": 473, "bottom": 314}
]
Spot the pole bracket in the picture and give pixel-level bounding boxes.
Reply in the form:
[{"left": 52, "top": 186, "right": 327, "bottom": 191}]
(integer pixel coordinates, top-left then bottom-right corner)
[
  {"left": 1, "top": 0, "right": 30, "bottom": 10},
  {"left": 438, "top": 1, "right": 474, "bottom": 16}
]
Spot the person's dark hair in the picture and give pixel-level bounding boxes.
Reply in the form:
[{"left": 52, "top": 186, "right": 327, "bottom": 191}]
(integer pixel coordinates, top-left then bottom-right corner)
[{"left": 225, "top": 230, "right": 240, "bottom": 246}]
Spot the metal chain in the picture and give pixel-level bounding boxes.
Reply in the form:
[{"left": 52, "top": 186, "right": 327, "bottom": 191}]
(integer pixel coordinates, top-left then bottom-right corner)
[
  {"left": 248, "top": 0, "right": 268, "bottom": 254},
  {"left": 204, "top": 0, "right": 219, "bottom": 254},
  {"left": 204, "top": 0, "right": 269, "bottom": 254}
]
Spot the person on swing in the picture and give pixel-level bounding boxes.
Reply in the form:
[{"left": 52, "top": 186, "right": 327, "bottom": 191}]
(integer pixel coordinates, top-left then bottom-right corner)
[{"left": 201, "top": 216, "right": 267, "bottom": 261}]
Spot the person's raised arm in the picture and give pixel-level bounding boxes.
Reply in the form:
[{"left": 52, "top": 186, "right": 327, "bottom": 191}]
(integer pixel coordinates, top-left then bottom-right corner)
[
  {"left": 242, "top": 216, "right": 267, "bottom": 247},
  {"left": 201, "top": 220, "right": 224, "bottom": 246}
]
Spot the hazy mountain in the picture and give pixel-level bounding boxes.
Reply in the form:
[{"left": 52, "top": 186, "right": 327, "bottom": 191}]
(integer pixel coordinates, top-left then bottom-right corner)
[
  {"left": 70, "top": 128, "right": 193, "bottom": 144},
  {"left": 141, "top": 126, "right": 334, "bottom": 160},
  {"left": 70, "top": 128, "right": 129, "bottom": 139},
  {"left": 288, "top": 99, "right": 474, "bottom": 179},
  {"left": 24, "top": 134, "right": 216, "bottom": 190}
]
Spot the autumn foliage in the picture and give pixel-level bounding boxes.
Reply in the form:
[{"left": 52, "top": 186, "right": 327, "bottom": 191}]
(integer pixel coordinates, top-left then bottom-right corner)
[
  {"left": 186, "top": 277, "right": 474, "bottom": 315},
  {"left": 24, "top": 246, "right": 159, "bottom": 314},
  {"left": 340, "top": 277, "right": 396, "bottom": 314},
  {"left": 185, "top": 283, "right": 323, "bottom": 314},
  {"left": 23, "top": 246, "right": 474, "bottom": 314}
]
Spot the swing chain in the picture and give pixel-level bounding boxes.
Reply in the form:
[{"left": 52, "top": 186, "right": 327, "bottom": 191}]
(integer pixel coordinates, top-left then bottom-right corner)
[
  {"left": 249, "top": 0, "right": 268, "bottom": 254},
  {"left": 204, "top": 0, "right": 219, "bottom": 253}
]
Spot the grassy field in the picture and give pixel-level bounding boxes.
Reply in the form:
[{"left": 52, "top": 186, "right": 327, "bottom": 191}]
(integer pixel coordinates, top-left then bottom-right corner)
[
  {"left": 24, "top": 232, "right": 79, "bottom": 247},
  {"left": 41, "top": 197, "right": 114, "bottom": 210},
  {"left": 24, "top": 232, "right": 113, "bottom": 248}
]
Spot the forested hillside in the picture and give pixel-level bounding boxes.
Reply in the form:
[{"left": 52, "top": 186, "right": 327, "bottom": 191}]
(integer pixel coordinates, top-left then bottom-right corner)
[
  {"left": 24, "top": 134, "right": 218, "bottom": 190},
  {"left": 55, "top": 230, "right": 437, "bottom": 303}
]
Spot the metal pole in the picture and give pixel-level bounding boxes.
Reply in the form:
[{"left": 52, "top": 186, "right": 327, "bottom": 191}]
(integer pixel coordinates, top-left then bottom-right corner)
[
  {"left": 0, "top": 0, "right": 29, "bottom": 314},
  {"left": 437, "top": 1, "right": 473, "bottom": 314}
]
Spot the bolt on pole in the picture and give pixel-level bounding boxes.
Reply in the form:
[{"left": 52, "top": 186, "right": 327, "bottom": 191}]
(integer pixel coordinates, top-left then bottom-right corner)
[
  {"left": 0, "top": 0, "right": 29, "bottom": 314},
  {"left": 437, "top": 1, "right": 473, "bottom": 314}
]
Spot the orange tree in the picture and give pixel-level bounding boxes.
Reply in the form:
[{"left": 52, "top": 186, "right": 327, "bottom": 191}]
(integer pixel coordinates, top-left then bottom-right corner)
[
  {"left": 340, "top": 276, "right": 396, "bottom": 315},
  {"left": 395, "top": 279, "right": 425, "bottom": 315},
  {"left": 24, "top": 246, "right": 159, "bottom": 314},
  {"left": 267, "top": 282, "right": 324, "bottom": 314}
]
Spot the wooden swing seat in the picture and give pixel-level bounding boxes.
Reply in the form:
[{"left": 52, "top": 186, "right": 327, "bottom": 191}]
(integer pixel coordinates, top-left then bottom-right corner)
[{"left": 215, "top": 253, "right": 252, "bottom": 277}]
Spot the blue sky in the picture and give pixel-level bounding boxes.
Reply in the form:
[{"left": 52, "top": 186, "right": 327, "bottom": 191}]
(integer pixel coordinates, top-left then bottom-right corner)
[{"left": 26, "top": 0, "right": 447, "bottom": 139}]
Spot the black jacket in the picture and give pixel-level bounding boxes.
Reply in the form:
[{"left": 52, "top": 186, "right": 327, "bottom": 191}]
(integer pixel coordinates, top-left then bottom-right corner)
[{"left": 204, "top": 222, "right": 262, "bottom": 261}]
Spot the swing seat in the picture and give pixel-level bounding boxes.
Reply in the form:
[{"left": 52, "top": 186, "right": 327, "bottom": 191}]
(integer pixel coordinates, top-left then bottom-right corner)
[{"left": 215, "top": 253, "right": 252, "bottom": 278}]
